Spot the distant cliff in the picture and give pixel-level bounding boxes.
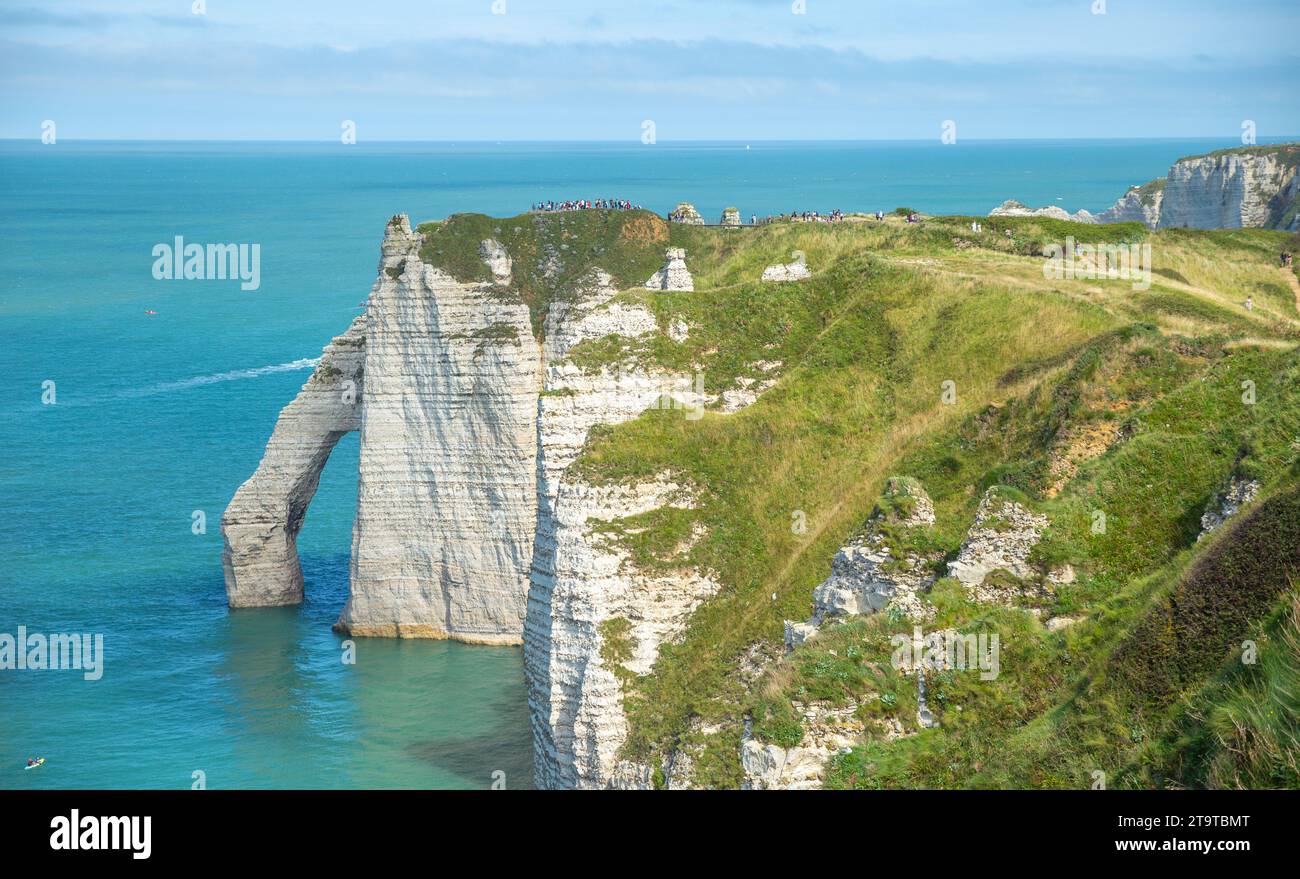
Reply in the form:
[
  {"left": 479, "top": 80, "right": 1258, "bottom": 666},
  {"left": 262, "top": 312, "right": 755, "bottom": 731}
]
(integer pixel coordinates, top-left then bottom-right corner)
[
  {"left": 1103, "top": 144, "right": 1300, "bottom": 230},
  {"left": 992, "top": 143, "right": 1300, "bottom": 232}
]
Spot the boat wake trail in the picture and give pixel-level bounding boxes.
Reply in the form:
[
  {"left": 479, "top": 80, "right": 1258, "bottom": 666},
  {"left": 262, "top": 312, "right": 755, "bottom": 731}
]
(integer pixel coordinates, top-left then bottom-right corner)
[{"left": 123, "top": 358, "right": 321, "bottom": 398}]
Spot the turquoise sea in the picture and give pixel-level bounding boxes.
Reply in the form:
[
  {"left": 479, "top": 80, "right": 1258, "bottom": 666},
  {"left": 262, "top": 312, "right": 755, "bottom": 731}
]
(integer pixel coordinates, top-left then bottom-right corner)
[{"left": 1, "top": 138, "right": 1290, "bottom": 789}]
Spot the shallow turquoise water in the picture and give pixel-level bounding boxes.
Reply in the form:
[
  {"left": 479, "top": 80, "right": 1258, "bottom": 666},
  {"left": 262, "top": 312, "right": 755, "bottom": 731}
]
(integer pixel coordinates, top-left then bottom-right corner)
[{"left": 0, "top": 138, "right": 1284, "bottom": 789}]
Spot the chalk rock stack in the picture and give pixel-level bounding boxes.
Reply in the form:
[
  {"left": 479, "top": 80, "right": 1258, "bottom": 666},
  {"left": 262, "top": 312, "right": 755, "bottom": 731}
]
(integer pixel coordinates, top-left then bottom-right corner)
[
  {"left": 645, "top": 247, "right": 695, "bottom": 291},
  {"left": 670, "top": 202, "right": 705, "bottom": 225},
  {"left": 720, "top": 206, "right": 742, "bottom": 227}
]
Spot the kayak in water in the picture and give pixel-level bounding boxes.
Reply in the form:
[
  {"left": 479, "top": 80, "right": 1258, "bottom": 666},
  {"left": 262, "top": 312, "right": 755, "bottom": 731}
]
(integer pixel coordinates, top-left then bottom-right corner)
[{"left": 24, "top": 757, "right": 45, "bottom": 770}]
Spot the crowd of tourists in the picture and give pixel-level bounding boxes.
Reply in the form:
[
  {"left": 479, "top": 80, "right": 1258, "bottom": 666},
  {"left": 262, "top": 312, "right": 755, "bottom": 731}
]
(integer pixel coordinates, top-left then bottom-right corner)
[
  {"left": 531, "top": 198, "right": 640, "bottom": 212},
  {"left": 753, "top": 209, "right": 846, "bottom": 225}
]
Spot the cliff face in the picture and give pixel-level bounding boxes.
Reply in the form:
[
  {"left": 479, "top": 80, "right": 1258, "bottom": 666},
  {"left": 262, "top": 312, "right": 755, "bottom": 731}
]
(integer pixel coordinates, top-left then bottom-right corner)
[
  {"left": 1096, "top": 180, "right": 1164, "bottom": 227},
  {"left": 525, "top": 267, "right": 715, "bottom": 789},
  {"left": 226, "top": 217, "right": 723, "bottom": 786},
  {"left": 1159, "top": 150, "right": 1300, "bottom": 230},
  {"left": 225, "top": 216, "right": 541, "bottom": 644},
  {"left": 1098, "top": 145, "right": 1300, "bottom": 230},
  {"left": 338, "top": 217, "right": 542, "bottom": 643},
  {"left": 225, "top": 205, "right": 1300, "bottom": 792}
]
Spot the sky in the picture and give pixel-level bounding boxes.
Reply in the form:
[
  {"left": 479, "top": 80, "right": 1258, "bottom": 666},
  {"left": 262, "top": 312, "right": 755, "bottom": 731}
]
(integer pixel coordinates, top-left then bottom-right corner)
[{"left": 1, "top": 0, "right": 1297, "bottom": 140}]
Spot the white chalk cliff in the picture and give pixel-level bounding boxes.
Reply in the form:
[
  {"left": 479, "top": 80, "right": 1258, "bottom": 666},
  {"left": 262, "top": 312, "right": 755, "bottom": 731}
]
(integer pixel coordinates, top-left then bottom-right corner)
[
  {"left": 340, "top": 218, "right": 542, "bottom": 643},
  {"left": 526, "top": 268, "right": 715, "bottom": 789},
  {"left": 225, "top": 216, "right": 542, "bottom": 642},
  {"left": 1096, "top": 180, "right": 1165, "bottom": 227},
  {"left": 992, "top": 144, "right": 1300, "bottom": 232},
  {"left": 225, "top": 213, "right": 731, "bottom": 788},
  {"left": 1154, "top": 148, "right": 1300, "bottom": 230}
]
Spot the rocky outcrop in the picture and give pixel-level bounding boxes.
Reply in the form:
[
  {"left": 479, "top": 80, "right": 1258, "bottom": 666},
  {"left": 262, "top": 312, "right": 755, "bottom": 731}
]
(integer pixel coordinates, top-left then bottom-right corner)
[
  {"left": 720, "top": 207, "right": 741, "bottom": 227},
  {"left": 718, "top": 360, "right": 782, "bottom": 413},
  {"left": 221, "top": 317, "right": 366, "bottom": 607},
  {"left": 761, "top": 259, "right": 812, "bottom": 282},
  {"left": 741, "top": 701, "right": 907, "bottom": 790},
  {"left": 1199, "top": 475, "right": 1261, "bottom": 539},
  {"left": 784, "top": 478, "right": 939, "bottom": 651},
  {"left": 670, "top": 202, "right": 705, "bottom": 225},
  {"left": 526, "top": 269, "right": 715, "bottom": 789},
  {"left": 988, "top": 199, "right": 1097, "bottom": 224},
  {"left": 645, "top": 247, "right": 694, "bottom": 291},
  {"left": 478, "top": 237, "right": 512, "bottom": 284},
  {"left": 1096, "top": 180, "right": 1165, "bottom": 228},
  {"left": 337, "top": 217, "right": 542, "bottom": 643},
  {"left": 946, "top": 488, "right": 1049, "bottom": 604}
]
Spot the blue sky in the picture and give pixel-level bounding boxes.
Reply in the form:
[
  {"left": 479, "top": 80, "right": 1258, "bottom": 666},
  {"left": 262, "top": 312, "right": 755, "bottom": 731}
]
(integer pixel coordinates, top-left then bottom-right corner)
[{"left": 2, "top": 0, "right": 1297, "bottom": 140}]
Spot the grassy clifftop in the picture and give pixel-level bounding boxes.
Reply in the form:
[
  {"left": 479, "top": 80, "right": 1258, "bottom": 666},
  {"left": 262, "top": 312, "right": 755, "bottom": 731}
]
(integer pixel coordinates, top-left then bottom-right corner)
[{"left": 421, "top": 208, "right": 1299, "bottom": 787}]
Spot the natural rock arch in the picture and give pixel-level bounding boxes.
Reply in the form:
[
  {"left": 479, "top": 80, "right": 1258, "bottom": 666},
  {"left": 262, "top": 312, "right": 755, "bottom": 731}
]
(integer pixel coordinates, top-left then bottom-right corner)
[{"left": 221, "top": 317, "right": 366, "bottom": 607}]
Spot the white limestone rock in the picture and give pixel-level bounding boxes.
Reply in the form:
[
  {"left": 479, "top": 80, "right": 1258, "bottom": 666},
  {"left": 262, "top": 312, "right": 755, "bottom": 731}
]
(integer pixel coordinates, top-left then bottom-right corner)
[
  {"left": 784, "top": 620, "right": 820, "bottom": 652},
  {"left": 1158, "top": 150, "right": 1300, "bottom": 230},
  {"left": 718, "top": 360, "right": 782, "bottom": 413},
  {"left": 740, "top": 703, "right": 875, "bottom": 790},
  {"left": 761, "top": 260, "right": 812, "bottom": 282},
  {"left": 221, "top": 316, "right": 366, "bottom": 607},
  {"left": 988, "top": 199, "right": 1097, "bottom": 224},
  {"left": 946, "top": 488, "right": 1049, "bottom": 604},
  {"left": 478, "top": 237, "right": 513, "bottom": 284},
  {"left": 1198, "top": 475, "right": 1261, "bottom": 539},
  {"left": 792, "top": 478, "right": 938, "bottom": 638},
  {"left": 720, "top": 207, "right": 741, "bottom": 227},
  {"left": 337, "top": 214, "right": 542, "bottom": 643},
  {"left": 670, "top": 202, "right": 705, "bottom": 225},
  {"left": 1046, "top": 614, "right": 1085, "bottom": 632},
  {"left": 1096, "top": 147, "right": 1300, "bottom": 231},
  {"left": 645, "top": 247, "right": 695, "bottom": 291},
  {"left": 526, "top": 268, "right": 714, "bottom": 790},
  {"left": 1097, "top": 181, "right": 1165, "bottom": 228}
]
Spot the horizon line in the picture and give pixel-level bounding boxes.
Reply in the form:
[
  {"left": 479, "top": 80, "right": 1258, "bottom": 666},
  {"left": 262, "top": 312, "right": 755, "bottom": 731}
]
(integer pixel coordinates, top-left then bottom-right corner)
[{"left": 4, "top": 136, "right": 1299, "bottom": 145}]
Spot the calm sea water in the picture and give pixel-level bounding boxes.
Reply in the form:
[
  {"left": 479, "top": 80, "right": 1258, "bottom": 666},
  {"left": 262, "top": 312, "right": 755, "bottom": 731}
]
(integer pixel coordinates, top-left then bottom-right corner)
[{"left": 0, "top": 137, "right": 1287, "bottom": 789}]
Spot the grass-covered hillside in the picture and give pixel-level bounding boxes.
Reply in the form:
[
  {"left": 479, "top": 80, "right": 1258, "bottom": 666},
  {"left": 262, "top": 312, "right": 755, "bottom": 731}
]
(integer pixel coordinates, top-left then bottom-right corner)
[{"left": 419, "top": 208, "right": 1300, "bottom": 788}]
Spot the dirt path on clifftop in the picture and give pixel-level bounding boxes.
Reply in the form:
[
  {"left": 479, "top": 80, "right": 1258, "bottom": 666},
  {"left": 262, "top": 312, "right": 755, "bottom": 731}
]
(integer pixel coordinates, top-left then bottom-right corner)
[{"left": 1285, "top": 267, "right": 1300, "bottom": 316}]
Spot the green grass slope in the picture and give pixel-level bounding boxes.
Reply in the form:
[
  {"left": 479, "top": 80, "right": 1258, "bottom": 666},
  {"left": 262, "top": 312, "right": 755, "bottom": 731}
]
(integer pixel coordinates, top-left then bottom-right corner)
[{"left": 416, "top": 208, "right": 1300, "bottom": 788}]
